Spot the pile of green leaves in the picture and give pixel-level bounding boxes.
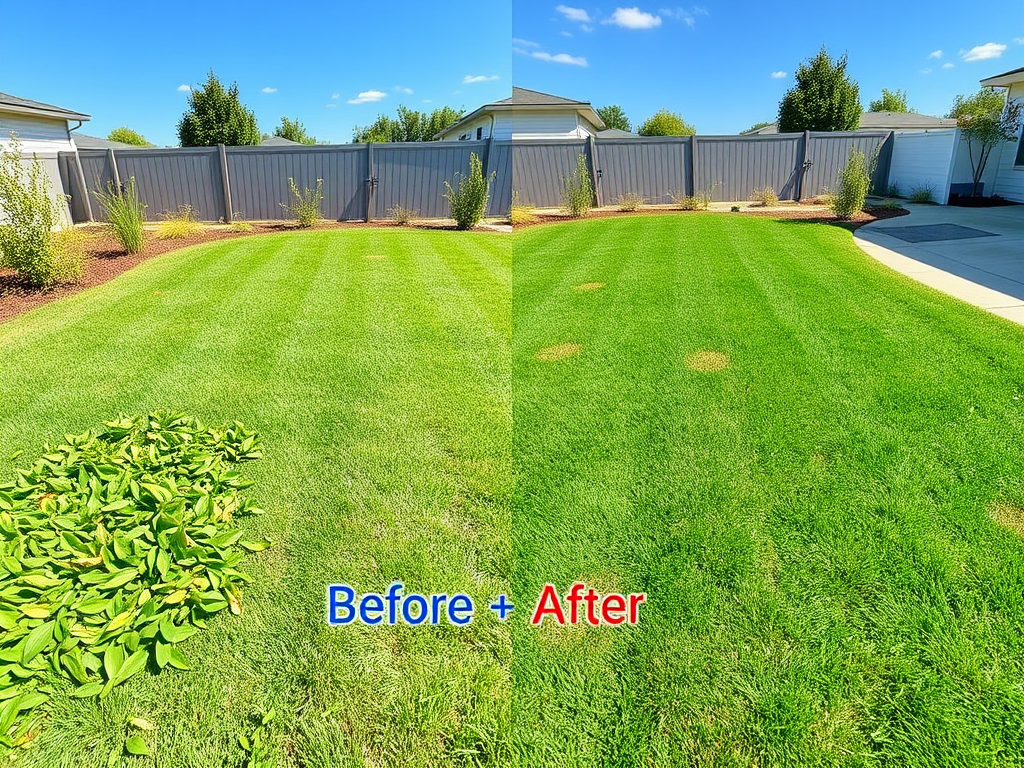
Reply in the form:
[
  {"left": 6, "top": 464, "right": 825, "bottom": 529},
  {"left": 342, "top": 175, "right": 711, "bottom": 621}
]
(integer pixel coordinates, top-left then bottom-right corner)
[{"left": 0, "top": 412, "right": 267, "bottom": 746}]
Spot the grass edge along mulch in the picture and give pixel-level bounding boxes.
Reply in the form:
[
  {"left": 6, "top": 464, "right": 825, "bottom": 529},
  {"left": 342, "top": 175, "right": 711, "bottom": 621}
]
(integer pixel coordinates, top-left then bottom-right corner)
[{"left": 0, "top": 412, "right": 267, "bottom": 748}]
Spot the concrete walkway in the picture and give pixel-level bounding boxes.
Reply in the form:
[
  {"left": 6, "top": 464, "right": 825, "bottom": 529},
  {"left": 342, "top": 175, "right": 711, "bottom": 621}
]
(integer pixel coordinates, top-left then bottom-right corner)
[{"left": 854, "top": 203, "right": 1024, "bottom": 325}]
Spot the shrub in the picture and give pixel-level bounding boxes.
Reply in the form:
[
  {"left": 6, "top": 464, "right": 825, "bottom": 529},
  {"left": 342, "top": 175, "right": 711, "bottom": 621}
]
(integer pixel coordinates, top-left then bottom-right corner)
[
  {"left": 509, "top": 191, "right": 537, "bottom": 226},
  {"left": 229, "top": 213, "right": 253, "bottom": 232},
  {"left": 908, "top": 184, "right": 935, "bottom": 204},
  {"left": 616, "top": 193, "right": 645, "bottom": 212},
  {"left": 669, "top": 186, "right": 714, "bottom": 211},
  {"left": 751, "top": 186, "right": 779, "bottom": 207},
  {"left": 94, "top": 176, "right": 146, "bottom": 253},
  {"left": 884, "top": 181, "right": 901, "bottom": 198},
  {"left": 561, "top": 154, "right": 594, "bottom": 218},
  {"left": 388, "top": 205, "right": 417, "bottom": 226},
  {"left": 281, "top": 177, "right": 324, "bottom": 228},
  {"left": 444, "top": 153, "right": 492, "bottom": 230},
  {"left": 0, "top": 136, "right": 83, "bottom": 286},
  {"left": 825, "top": 148, "right": 870, "bottom": 220},
  {"left": 731, "top": 205, "right": 741, "bottom": 212},
  {"left": 156, "top": 205, "right": 203, "bottom": 239}
]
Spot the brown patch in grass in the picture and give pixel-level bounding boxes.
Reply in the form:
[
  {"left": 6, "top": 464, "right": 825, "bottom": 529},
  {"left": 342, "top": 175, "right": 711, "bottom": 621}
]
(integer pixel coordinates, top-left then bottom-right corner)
[
  {"left": 990, "top": 502, "right": 1024, "bottom": 536},
  {"left": 535, "top": 343, "right": 581, "bottom": 362},
  {"left": 575, "top": 282, "right": 605, "bottom": 291},
  {"left": 363, "top": 254, "right": 387, "bottom": 260},
  {"left": 686, "top": 349, "right": 730, "bottom": 373}
]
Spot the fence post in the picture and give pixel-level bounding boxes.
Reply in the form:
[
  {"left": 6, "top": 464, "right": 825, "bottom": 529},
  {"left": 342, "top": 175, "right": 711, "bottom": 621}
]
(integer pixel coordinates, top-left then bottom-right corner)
[
  {"left": 795, "top": 130, "right": 810, "bottom": 201},
  {"left": 689, "top": 135, "right": 697, "bottom": 196},
  {"left": 587, "top": 135, "right": 601, "bottom": 208},
  {"left": 365, "top": 142, "right": 373, "bottom": 222},
  {"left": 73, "top": 150, "right": 94, "bottom": 222},
  {"left": 217, "top": 144, "right": 233, "bottom": 223},
  {"left": 107, "top": 148, "right": 121, "bottom": 190},
  {"left": 482, "top": 135, "right": 495, "bottom": 216}
]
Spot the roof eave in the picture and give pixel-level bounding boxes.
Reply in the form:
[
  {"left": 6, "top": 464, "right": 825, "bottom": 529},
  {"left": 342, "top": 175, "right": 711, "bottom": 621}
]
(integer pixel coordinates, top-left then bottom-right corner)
[{"left": 0, "top": 103, "right": 90, "bottom": 122}]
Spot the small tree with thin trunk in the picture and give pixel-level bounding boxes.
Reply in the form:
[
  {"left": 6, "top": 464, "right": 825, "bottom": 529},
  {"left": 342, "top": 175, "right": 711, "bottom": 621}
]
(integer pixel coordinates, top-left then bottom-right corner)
[
  {"left": 596, "top": 105, "right": 631, "bottom": 132},
  {"left": 947, "top": 88, "right": 1023, "bottom": 197}
]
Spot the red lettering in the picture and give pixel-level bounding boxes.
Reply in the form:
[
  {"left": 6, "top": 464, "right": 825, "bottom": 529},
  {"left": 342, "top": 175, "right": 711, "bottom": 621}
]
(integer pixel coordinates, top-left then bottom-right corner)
[
  {"left": 531, "top": 584, "right": 566, "bottom": 625},
  {"left": 601, "top": 594, "right": 626, "bottom": 625},
  {"left": 584, "top": 589, "right": 600, "bottom": 626},
  {"left": 628, "top": 593, "right": 646, "bottom": 624}
]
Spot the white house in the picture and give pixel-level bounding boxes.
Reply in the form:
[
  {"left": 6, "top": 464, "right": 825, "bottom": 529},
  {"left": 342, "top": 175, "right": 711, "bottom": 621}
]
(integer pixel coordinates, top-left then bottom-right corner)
[
  {"left": 435, "top": 87, "right": 606, "bottom": 142},
  {"left": 977, "top": 66, "right": 1024, "bottom": 203},
  {"left": 0, "top": 92, "right": 90, "bottom": 222}
]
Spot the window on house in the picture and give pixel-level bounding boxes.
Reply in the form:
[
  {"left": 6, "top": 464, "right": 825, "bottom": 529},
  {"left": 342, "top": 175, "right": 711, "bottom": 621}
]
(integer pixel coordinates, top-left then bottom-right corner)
[
  {"left": 476, "top": 127, "right": 483, "bottom": 140},
  {"left": 1015, "top": 126, "right": 1024, "bottom": 167}
]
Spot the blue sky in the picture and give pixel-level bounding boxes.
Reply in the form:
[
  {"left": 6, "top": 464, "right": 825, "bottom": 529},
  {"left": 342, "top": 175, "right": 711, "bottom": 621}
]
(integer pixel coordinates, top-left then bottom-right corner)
[
  {"left": 0, "top": 2, "right": 511, "bottom": 146},
  {"left": 514, "top": 1, "right": 1023, "bottom": 133},
  {"left": 1, "top": 1, "right": 1020, "bottom": 143}
]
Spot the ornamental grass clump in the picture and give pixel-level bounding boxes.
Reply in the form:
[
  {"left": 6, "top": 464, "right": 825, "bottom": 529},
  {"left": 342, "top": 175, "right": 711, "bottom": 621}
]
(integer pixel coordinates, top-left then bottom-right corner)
[
  {"left": 94, "top": 176, "right": 146, "bottom": 253},
  {"left": 0, "top": 136, "right": 84, "bottom": 287},
  {"left": 825, "top": 148, "right": 870, "bottom": 220},
  {"left": 561, "top": 154, "right": 594, "bottom": 218},
  {"left": 0, "top": 412, "right": 268, "bottom": 746},
  {"left": 444, "top": 153, "right": 492, "bottom": 230}
]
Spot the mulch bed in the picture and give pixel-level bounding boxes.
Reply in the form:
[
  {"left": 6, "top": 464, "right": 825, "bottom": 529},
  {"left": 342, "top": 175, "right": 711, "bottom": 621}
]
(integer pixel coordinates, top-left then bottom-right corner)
[
  {"left": 0, "top": 220, "right": 498, "bottom": 325},
  {"left": 516, "top": 204, "right": 910, "bottom": 231}
]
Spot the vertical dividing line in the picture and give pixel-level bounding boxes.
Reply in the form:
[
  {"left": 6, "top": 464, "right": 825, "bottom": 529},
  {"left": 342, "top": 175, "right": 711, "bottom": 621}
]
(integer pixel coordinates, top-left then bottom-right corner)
[{"left": 587, "top": 135, "right": 600, "bottom": 208}]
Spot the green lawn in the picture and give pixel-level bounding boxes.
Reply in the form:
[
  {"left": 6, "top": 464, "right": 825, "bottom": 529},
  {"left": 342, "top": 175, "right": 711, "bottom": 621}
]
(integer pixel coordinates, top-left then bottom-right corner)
[
  {"left": 512, "top": 214, "right": 1024, "bottom": 767},
  {"left": 0, "top": 229, "right": 511, "bottom": 767}
]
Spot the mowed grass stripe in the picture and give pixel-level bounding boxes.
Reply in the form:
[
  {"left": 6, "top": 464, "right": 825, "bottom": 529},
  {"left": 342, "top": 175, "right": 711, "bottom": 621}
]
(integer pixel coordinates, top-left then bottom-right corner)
[
  {"left": 0, "top": 230, "right": 511, "bottom": 768},
  {"left": 512, "top": 214, "right": 1024, "bottom": 767}
]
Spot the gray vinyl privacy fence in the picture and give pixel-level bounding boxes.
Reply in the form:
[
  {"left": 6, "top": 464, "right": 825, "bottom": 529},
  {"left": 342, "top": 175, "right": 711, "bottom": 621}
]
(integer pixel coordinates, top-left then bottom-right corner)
[{"left": 56, "top": 131, "right": 891, "bottom": 224}]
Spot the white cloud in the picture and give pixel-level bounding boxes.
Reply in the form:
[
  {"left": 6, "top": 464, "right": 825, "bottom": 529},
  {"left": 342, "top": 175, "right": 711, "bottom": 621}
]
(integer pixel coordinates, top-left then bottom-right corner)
[
  {"left": 261, "top": 87, "right": 277, "bottom": 93},
  {"left": 928, "top": 50, "right": 942, "bottom": 59},
  {"left": 770, "top": 71, "right": 787, "bottom": 79},
  {"left": 1015, "top": 37, "right": 1024, "bottom": 45},
  {"left": 961, "top": 42, "right": 1006, "bottom": 61},
  {"left": 659, "top": 6, "right": 705, "bottom": 26},
  {"left": 529, "top": 50, "right": 588, "bottom": 66},
  {"left": 422, "top": 99, "right": 433, "bottom": 104},
  {"left": 942, "top": 62, "right": 954, "bottom": 69},
  {"left": 347, "top": 90, "right": 387, "bottom": 104},
  {"left": 556, "top": 4, "right": 591, "bottom": 22},
  {"left": 920, "top": 69, "right": 932, "bottom": 75},
  {"left": 325, "top": 103, "right": 338, "bottom": 108},
  {"left": 463, "top": 75, "right": 500, "bottom": 84},
  {"left": 394, "top": 86, "right": 414, "bottom": 94},
  {"left": 604, "top": 7, "right": 662, "bottom": 28},
  {"left": 177, "top": 84, "right": 191, "bottom": 92},
  {"left": 331, "top": 93, "right": 340, "bottom": 100},
  {"left": 561, "top": 30, "right": 573, "bottom": 37},
  {"left": 512, "top": 37, "right": 540, "bottom": 47}
]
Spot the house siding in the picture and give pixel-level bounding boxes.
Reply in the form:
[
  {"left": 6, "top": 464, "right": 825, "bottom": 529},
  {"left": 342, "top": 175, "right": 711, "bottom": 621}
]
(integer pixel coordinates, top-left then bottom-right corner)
[
  {"left": 992, "top": 81, "right": 1024, "bottom": 203},
  {"left": 0, "top": 112, "right": 75, "bottom": 153},
  {"left": 889, "top": 130, "right": 957, "bottom": 202}
]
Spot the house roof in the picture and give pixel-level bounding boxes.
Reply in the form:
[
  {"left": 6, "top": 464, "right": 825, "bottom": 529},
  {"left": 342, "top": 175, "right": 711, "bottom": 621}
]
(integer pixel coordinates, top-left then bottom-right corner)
[
  {"left": 740, "top": 111, "right": 956, "bottom": 135},
  {"left": 980, "top": 66, "right": 1024, "bottom": 88},
  {"left": 73, "top": 133, "right": 134, "bottom": 149},
  {"left": 260, "top": 136, "right": 301, "bottom": 146},
  {"left": 597, "top": 128, "right": 640, "bottom": 139},
  {"left": 434, "top": 86, "right": 605, "bottom": 138},
  {"left": 493, "top": 87, "right": 588, "bottom": 107},
  {"left": 0, "top": 92, "right": 89, "bottom": 122}
]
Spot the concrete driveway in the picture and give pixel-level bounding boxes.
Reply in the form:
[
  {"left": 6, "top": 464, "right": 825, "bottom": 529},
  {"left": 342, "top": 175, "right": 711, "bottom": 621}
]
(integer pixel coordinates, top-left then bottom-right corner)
[{"left": 855, "top": 203, "right": 1024, "bottom": 325}]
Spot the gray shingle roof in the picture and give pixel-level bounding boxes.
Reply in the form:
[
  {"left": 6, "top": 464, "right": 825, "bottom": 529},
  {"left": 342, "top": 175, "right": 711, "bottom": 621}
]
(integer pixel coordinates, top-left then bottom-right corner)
[
  {"left": 0, "top": 92, "right": 89, "bottom": 121},
  {"left": 741, "top": 112, "right": 956, "bottom": 135},
  {"left": 73, "top": 133, "right": 134, "bottom": 149},
  {"left": 491, "top": 87, "right": 587, "bottom": 107}
]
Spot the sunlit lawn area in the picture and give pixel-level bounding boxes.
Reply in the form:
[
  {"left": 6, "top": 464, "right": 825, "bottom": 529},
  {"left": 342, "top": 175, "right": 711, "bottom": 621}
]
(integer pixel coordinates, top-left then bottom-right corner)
[
  {"left": 512, "top": 214, "right": 1024, "bottom": 767},
  {"left": 0, "top": 229, "right": 511, "bottom": 767}
]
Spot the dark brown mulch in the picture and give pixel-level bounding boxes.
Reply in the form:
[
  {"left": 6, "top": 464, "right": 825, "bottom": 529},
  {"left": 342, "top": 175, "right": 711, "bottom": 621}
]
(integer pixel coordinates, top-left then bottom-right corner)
[
  {"left": 516, "top": 204, "right": 910, "bottom": 231},
  {"left": 0, "top": 219, "right": 496, "bottom": 325}
]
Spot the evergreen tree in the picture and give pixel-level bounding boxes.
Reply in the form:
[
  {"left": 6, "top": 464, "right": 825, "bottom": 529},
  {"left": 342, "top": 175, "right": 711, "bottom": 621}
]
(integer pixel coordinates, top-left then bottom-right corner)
[
  {"left": 777, "top": 47, "right": 861, "bottom": 133},
  {"left": 177, "top": 72, "right": 260, "bottom": 147}
]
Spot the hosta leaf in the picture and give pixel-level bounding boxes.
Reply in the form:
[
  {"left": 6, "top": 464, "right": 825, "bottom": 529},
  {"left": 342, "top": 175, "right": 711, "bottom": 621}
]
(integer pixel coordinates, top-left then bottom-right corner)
[
  {"left": 21, "top": 621, "right": 54, "bottom": 665},
  {"left": 124, "top": 735, "right": 150, "bottom": 755},
  {"left": 70, "top": 681, "right": 104, "bottom": 698}
]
